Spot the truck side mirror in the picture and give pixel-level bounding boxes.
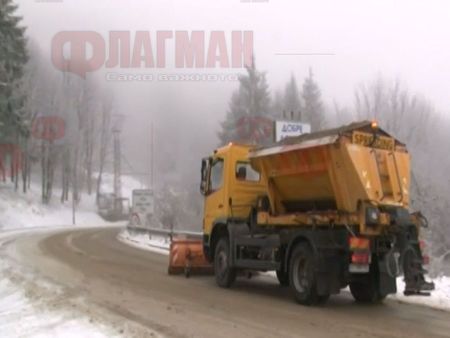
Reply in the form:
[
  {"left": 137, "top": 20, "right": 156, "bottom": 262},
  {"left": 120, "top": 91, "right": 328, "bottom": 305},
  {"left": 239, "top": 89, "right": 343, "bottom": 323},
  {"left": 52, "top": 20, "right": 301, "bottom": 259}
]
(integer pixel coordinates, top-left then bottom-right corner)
[{"left": 200, "top": 157, "right": 211, "bottom": 195}]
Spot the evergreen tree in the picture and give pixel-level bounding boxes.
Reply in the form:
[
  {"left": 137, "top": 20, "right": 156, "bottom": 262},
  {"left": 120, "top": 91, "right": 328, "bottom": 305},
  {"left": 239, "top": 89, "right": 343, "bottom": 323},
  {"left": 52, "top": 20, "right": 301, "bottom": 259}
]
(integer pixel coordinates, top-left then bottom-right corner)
[
  {"left": 0, "top": 0, "right": 28, "bottom": 141},
  {"left": 283, "top": 74, "right": 302, "bottom": 120},
  {"left": 271, "top": 89, "right": 284, "bottom": 119},
  {"left": 218, "top": 59, "right": 272, "bottom": 144},
  {"left": 302, "top": 68, "right": 325, "bottom": 131}
]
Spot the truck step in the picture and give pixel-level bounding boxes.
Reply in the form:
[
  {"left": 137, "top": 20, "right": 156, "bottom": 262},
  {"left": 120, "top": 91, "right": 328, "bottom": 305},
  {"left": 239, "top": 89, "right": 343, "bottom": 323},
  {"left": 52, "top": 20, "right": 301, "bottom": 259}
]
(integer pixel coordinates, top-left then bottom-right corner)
[
  {"left": 403, "top": 290, "right": 431, "bottom": 296},
  {"left": 234, "top": 235, "right": 280, "bottom": 248},
  {"left": 235, "top": 259, "right": 280, "bottom": 270}
]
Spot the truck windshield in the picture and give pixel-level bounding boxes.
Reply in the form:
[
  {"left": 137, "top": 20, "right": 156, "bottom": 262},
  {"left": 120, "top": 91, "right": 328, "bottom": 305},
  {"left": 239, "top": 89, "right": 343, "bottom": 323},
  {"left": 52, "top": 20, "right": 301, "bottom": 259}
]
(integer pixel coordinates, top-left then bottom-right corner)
[{"left": 210, "top": 159, "right": 224, "bottom": 192}]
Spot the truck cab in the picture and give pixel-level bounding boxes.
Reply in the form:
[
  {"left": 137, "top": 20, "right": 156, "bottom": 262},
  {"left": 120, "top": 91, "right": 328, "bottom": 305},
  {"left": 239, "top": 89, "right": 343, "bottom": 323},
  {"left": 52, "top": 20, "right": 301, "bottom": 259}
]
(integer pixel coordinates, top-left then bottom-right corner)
[{"left": 200, "top": 143, "right": 265, "bottom": 257}]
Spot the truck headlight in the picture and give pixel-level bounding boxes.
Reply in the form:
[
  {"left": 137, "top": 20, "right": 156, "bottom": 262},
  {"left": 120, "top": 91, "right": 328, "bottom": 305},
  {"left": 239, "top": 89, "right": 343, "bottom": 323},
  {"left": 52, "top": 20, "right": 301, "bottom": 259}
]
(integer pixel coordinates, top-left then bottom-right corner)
[{"left": 365, "top": 207, "right": 380, "bottom": 226}]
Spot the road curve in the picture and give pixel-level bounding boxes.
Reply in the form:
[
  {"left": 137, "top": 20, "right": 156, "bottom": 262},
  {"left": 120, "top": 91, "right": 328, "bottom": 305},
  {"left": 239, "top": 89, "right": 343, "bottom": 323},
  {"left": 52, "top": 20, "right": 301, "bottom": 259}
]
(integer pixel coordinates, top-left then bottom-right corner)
[{"left": 11, "top": 227, "right": 450, "bottom": 338}]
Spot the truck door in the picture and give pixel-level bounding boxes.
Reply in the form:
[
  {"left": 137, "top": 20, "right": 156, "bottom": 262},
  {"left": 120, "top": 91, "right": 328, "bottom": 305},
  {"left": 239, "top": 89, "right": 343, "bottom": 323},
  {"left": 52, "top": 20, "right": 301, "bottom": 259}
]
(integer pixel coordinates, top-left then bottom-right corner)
[{"left": 203, "top": 158, "right": 226, "bottom": 236}]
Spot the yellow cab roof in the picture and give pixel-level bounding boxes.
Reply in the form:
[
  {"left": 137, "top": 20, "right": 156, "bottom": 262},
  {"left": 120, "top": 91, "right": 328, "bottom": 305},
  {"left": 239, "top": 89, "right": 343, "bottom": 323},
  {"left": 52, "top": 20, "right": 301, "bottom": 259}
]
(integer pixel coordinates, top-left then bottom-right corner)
[{"left": 214, "top": 142, "right": 256, "bottom": 159}]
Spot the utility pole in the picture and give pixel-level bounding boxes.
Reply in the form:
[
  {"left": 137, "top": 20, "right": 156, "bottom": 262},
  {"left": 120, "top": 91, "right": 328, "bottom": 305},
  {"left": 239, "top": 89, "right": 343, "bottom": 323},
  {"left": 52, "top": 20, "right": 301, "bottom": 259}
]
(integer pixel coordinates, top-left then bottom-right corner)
[
  {"left": 111, "top": 114, "right": 125, "bottom": 216},
  {"left": 150, "top": 122, "right": 154, "bottom": 189},
  {"left": 113, "top": 129, "right": 122, "bottom": 217},
  {"left": 113, "top": 129, "right": 122, "bottom": 199}
]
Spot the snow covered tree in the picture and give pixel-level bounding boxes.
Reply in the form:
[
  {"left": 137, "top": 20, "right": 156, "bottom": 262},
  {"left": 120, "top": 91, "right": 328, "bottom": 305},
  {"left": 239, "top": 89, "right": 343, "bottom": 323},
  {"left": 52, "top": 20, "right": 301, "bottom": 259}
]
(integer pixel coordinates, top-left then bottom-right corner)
[
  {"left": 302, "top": 68, "right": 325, "bottom": 131},
  {"left": 218, "top": 58, "right": 272, "bottom": 145},
  {"left": 0, "top": 0, "right": 28, "bottom": 140},
  {"left": 0, "top": 0, "right": 27, "bottom": 190},
  {"left": 271, "top": 89, "right": 284, "bottom": 118}
]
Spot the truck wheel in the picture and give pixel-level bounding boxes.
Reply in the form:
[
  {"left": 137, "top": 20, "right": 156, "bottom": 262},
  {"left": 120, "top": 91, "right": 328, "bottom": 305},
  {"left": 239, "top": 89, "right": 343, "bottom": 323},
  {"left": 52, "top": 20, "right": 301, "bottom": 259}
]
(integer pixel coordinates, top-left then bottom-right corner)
[
  {"left": 350, "top": 262, "right": 386, "bottom": 303},
  {"left": 289, "top": 242, "right": 328, "bottom": 305},
  {"left": 276, "top": 269, "right": 289, "bottom": 287},
  {"left": 214, "top": 238, "right": 236, "bottom": 288}
]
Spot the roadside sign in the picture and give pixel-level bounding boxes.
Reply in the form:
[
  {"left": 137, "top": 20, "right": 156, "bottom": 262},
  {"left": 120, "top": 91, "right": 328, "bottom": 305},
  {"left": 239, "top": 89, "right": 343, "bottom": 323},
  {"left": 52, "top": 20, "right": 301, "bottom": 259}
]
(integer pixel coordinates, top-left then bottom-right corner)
[
  {"left": 132, "top": 189, "right": 154, "bottom": 226},
  {"left": 274, "top": 120, "right": 311, "bottom": 142}
]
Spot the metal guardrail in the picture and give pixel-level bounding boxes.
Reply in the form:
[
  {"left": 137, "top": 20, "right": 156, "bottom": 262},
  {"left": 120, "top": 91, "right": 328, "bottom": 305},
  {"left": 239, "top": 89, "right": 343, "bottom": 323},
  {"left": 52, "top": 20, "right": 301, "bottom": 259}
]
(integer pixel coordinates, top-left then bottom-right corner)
[{"left": 127, "top": 224, "right": 203, "bottom": 240}]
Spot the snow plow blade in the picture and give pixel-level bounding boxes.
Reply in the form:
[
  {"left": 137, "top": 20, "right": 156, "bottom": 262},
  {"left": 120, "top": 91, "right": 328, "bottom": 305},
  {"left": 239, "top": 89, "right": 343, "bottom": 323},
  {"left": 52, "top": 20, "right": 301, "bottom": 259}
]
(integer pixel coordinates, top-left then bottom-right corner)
[{"left": 168, "top": 237, "right": 213, "bottom": 277}]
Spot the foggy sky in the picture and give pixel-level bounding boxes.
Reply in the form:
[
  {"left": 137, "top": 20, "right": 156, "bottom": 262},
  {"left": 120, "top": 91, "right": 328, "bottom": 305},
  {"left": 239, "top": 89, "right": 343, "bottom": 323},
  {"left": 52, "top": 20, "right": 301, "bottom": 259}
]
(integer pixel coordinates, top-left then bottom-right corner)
[
  {"left": 17, "top": 0, "right": 450, "bottom": 110},
  {"left": 14, "top": 0, "right": 450, "bottom": 187}
]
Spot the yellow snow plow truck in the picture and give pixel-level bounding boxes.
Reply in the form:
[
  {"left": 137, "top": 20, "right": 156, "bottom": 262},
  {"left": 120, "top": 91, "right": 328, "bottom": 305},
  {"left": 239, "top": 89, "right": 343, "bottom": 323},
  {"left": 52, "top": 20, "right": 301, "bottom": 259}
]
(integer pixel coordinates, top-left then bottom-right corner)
[{"left": 199, "top": 121, "right": 434, "bottom": 305}]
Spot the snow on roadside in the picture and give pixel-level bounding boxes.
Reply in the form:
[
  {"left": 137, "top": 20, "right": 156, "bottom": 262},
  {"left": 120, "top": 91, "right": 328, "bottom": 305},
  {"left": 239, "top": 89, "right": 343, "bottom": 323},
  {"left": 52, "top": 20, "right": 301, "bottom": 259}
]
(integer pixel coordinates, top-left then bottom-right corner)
[
  {"left": 390, "top": 276, "right": 450, "bottom": 311},
  {"left": 0, "top": 277, "right": 117, "bottom": 338},
  {"left": 120, "top": 229, "right": 450, "bottom": 312},
  {"left": 0, "top": 174, "right": 145, "bottom": 230},
  {"left": 0, "top": 182, "right": 120, "bottom": 230},
  {"left": 0, "top": 230, "right": 123, "bottom": 338},
  {"left": 99, "top": 173, "right": 146, "bottom": 202},
  {"left": 117, "top": 228, "right": 170, "bottom": 255},
  {"left": 0, "top": 177, "right": 143, "bottom": 338}
]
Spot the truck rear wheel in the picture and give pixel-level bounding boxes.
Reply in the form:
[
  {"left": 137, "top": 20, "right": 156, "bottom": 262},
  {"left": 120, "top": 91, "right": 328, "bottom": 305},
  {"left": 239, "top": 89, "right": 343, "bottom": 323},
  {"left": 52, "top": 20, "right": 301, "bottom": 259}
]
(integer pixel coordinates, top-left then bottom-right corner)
[
  {"left": 289, "top": 242, "right": 329, "bottom": 305},
  {"left": 350, "top": 261, "right": 386, "bottom": 303},
  {"left": 214, "top": 238, "right": 236, "bottom": 288}
]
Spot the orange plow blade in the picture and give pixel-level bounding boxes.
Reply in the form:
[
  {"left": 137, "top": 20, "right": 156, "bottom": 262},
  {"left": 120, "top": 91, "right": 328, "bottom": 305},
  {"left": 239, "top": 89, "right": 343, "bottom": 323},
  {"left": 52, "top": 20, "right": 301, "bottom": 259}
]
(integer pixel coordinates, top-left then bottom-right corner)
[{"left": 167, "top": 236, "right": 213, "bottom": 277}]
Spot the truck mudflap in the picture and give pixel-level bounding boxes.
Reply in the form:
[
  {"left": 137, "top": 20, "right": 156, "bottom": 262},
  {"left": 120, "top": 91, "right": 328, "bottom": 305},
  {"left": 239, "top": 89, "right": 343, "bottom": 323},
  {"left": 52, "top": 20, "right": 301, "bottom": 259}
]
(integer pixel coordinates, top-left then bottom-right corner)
[
  {"left": 378, "top": 256, "right": 397, "bottom": 296},
  {"left": 315, "top": 253, "right": 344, "bottom": 296}
]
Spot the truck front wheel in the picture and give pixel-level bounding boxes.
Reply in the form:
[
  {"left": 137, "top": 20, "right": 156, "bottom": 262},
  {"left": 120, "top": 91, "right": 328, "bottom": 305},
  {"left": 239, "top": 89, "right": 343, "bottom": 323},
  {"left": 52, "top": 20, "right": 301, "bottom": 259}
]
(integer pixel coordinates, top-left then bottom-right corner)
[
  {"left": 214, "top": 238, "right": 236, "bottom": 288},
  {"left": 289, "top": 242, "right": 329, "bottom": 305}
]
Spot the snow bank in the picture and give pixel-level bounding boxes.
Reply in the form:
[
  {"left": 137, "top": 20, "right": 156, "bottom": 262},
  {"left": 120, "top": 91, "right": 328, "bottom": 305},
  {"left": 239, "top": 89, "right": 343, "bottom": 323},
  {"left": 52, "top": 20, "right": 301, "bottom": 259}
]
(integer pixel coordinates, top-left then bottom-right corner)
[
  {"left": 0, "top": 183, "right": 131, "bottom": 230},
  {"left": 117, "top": 229, "right": 170, "bottom": 255},
  {"left": 99, "top": 173, "right": 146, "bottom": 201},
  {"left": 0, "top": 181, "right": 132, "bottom": 337},
  {"left": 0, "top": 277, "right": 117, "bottom": 338},
  {"left": 390, "top": 276, "right": 450, "bottom": 311},
  {"left": 0, "top": 230, "right": 124, "bottom": 338},
  {"left": 0, "top": 182, "right": 125, "bottom": 230},
  {"left": 0, "top": 173, "right": 145, "bottom": 230}
]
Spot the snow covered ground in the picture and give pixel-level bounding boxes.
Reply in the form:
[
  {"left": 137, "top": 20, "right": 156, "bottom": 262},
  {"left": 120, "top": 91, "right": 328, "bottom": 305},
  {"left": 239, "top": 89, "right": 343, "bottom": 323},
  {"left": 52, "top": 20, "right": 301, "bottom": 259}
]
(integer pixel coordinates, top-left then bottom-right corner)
[
  {"left": 391, "top": 276, "right": 450, "bottom": 311},
  {"left": 117, "top": 228, "right": 170, "bottom": 255},
  {"left": 99, "top": 173, "right": 146, "bottom": 203},
  {"left": 119, "top": 228, "right": 450, "bottom": 312},
  {"left": 0, "top": 267, "right": 118, "bottom": 337},
  {"left": 0, "top": 182, "right": 118, "bottom": 230},
  {"left": 0, "top": 173, "right": 145, "bottom": 230},
  {"left": 0, "top": 180, "right": 139, "bottom": 338},
  {"left": 0, "top": 228, "right": 126, "bottom": 338}
]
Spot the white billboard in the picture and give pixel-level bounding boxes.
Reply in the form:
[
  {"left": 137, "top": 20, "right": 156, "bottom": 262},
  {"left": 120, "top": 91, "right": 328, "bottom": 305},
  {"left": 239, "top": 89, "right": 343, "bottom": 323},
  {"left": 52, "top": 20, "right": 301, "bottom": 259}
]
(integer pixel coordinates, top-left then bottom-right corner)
[{"left": 275, "top": 120, "right": 311, "bottom": 142}]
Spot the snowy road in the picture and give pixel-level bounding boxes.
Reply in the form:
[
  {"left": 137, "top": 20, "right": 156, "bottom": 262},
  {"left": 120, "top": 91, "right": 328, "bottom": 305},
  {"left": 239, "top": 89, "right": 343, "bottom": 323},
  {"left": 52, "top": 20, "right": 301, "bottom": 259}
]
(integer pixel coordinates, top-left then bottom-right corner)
[{"left": 4, "top": 227, "right": 450, "bottom": 338}]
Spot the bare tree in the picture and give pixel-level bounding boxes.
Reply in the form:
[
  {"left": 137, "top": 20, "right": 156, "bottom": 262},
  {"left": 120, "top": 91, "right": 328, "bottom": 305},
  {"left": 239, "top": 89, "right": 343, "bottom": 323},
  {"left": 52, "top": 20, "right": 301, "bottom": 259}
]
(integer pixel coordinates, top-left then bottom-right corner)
[
  {"left": 96, "top": 93, "right": 113, "bottom": 204},
  {"left": 352, "top": 76, "right": 450, "bottom": 274},
  {"left": 302, "top": 68, "right": 325, "bottom": 131}
]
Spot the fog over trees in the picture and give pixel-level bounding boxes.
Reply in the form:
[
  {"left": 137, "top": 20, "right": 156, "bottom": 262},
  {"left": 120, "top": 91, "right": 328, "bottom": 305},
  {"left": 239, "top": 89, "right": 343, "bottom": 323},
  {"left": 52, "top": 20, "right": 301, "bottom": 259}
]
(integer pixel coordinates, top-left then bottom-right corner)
[{"left": 1, "top": 0, "right": 449, "bottom": 275}]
